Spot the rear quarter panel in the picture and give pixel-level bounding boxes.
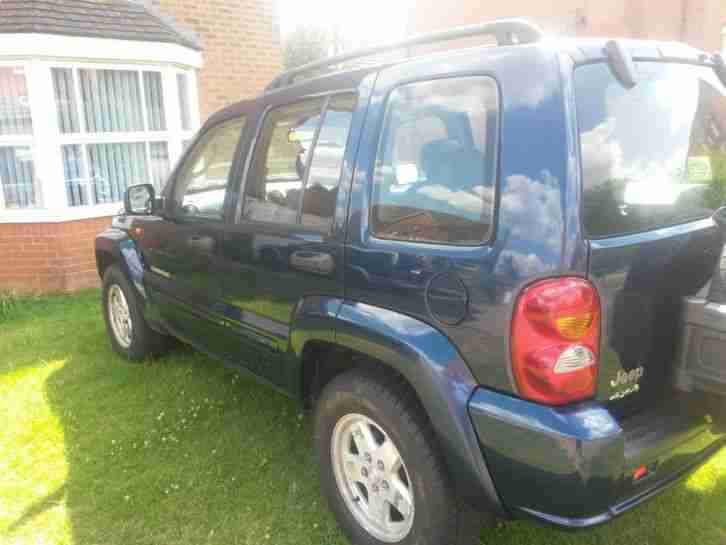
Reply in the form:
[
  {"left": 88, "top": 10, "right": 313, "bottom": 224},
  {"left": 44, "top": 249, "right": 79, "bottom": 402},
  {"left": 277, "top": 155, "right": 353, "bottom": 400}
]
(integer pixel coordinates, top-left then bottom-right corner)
[{"left": 344, "top": 45, "right": 587, "bottom": 392}]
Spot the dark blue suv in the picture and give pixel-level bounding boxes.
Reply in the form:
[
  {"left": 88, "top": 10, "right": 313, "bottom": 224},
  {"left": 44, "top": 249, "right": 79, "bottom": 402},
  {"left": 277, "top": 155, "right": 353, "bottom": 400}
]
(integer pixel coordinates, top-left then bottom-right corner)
[{"left": 96, "top": 20, "right": 726, "bottom": 545}]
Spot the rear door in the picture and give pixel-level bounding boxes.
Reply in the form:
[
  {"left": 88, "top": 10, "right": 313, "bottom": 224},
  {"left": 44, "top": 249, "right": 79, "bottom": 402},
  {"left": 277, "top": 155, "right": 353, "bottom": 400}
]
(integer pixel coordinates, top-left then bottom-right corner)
[
  {"left": 218, "top": 93, "right": 357, "bottom": 387},
  {"left": 575, "top": 61, "right": 726, "bottom": 415}
]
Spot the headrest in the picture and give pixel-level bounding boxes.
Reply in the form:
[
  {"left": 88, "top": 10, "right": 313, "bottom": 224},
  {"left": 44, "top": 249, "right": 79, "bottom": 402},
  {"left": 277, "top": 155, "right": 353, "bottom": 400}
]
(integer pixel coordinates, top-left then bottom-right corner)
[{"left": 419, "top": 138, "right": 484, "bottom": 190}]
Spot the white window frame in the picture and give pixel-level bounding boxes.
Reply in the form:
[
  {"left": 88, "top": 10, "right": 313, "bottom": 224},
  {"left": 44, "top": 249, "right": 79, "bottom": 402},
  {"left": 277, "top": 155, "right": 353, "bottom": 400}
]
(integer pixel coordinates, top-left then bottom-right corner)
[
  {"left": 0, "top": 61, "right": 39, "bottom": 210},
  {"left": 50, "top": 62, "right": 198, "bottom": 211},
  {"left": 0, "top": 50, "right": 201, "bottom": 223}
]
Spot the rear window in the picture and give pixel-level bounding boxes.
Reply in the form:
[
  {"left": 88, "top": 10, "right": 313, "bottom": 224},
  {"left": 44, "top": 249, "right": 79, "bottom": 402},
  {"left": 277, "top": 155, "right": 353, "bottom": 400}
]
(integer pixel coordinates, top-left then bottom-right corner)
[{"left": 575, "top": 62, "right": 726, "bottom": 238}]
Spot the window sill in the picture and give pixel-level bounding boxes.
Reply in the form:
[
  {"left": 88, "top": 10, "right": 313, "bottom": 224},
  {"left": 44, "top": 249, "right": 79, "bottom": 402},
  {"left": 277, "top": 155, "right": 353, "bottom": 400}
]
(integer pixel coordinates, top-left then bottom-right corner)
[{"left": 0, "top": 202, "right": 122, "bottom": 223}]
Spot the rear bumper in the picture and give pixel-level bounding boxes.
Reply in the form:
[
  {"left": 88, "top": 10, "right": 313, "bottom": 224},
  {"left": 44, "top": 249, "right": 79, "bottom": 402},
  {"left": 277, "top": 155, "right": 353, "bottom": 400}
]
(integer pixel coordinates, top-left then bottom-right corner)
[{"left": 468, "top": 388, "right": 726, "bottom": 528}]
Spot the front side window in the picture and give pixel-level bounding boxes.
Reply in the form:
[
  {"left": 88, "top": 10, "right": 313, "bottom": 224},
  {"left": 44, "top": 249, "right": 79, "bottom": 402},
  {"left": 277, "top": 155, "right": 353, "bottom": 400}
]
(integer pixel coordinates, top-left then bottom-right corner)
[
  {"left": 174, "top": 117, "right": 246, "bottom": 220},
  {"left": 371, "top": 77, "right": 498, "bottom": 245},
  {"left": 576, "top": 62, "right": 726, "bottom": 238}
]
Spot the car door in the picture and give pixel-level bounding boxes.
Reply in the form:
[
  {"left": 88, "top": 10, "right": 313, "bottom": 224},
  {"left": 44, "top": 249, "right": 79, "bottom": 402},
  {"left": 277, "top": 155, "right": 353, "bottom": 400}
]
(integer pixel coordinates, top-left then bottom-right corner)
[
  {"left": 141, "top": 116, "right": 247, "bottom": 352},
  {"left": 573, "top": 61, "right": 726, "bottom": 414},
  {"left": 217, "top": 93, "right": 357, "bottom": 387}
]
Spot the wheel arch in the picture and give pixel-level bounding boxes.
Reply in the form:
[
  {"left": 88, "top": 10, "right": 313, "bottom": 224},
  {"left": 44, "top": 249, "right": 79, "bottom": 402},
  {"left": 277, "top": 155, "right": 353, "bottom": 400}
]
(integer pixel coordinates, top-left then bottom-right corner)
[
  {"left": 95, "top": 228, "right": 146, "bottom": 297},
  {"left": 291, "top": 298, "right": 506, "bottom": 516}
]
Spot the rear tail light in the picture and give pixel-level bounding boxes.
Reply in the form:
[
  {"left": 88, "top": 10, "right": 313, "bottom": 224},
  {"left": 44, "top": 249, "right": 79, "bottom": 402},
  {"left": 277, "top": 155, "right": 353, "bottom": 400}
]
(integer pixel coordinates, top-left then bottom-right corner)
[{"left": 511, "top": 277, "right": 601, "bottom": 405}]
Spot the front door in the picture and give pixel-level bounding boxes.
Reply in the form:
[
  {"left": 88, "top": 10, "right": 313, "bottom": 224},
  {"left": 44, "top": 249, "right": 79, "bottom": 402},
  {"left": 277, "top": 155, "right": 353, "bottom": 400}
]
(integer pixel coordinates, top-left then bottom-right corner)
[
  {"left": 218, "top": 94, "right": 357, "bottom": 388},
  {"left": 141, "top": 116, "right": 247, "bottom": 353}
]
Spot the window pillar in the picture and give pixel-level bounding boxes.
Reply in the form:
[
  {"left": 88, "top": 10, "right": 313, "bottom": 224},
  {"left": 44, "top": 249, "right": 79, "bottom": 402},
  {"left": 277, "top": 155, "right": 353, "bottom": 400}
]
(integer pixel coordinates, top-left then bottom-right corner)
[
  {"left": 162, "top": 67, "right": 183, "bottom": 165},
  {"left": 187, "top": 69, "right": 201, "bottom": 128},
  {"left": 26, "top": 60, "right": 67, "bottom": 210}
]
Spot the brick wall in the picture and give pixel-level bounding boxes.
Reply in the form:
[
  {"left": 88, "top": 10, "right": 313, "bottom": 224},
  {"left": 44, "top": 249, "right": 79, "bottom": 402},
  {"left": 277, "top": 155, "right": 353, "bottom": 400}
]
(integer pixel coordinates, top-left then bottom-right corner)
[
  {"left": 412, "top": 0, "right": 726, "bottom": 53},
  {"left": 0, "top": 217, "right": 111, "bottom": 294},
  {"left": 154, "top": 0, "right": 281, "bottom": 122}
]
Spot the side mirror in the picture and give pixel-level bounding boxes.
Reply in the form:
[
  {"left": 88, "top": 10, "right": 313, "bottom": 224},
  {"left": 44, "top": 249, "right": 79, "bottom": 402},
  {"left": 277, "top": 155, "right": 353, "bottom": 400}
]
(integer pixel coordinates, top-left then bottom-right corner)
[{"left": 124, "top": 184, "right": 156, "bottom": 215}]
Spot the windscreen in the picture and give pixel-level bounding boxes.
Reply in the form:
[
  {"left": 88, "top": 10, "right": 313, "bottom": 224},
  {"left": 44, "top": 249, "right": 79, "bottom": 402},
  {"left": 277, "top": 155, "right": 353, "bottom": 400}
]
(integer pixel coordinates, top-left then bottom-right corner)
[{"left": 575, "top": 62, "right": 726, "bottom": 238}]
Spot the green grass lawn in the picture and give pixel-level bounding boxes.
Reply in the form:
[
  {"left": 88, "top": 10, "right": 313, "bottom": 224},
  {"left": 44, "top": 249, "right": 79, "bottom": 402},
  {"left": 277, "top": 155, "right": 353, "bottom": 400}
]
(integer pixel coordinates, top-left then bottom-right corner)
[{"left": 1, "top": 291, "right": 725, "bottom": 545}]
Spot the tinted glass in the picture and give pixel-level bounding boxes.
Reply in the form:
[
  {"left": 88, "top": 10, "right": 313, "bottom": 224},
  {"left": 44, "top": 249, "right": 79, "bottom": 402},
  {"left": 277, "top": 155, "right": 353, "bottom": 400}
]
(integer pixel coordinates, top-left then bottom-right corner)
[
  {"left": 301, "top": 94, "right": 356, "bottom": 228},
  {"left": 242, "top": 98, "right": 324, "bottom": 224},
  {"left": 576, "top": 62, "right": 726, "bottom": 238},
  {"left": 174, "top": 117, "right": 245, "bottom": 220},
  {"left": 371, "top": 77, "right": 498, "bottom": 245}
]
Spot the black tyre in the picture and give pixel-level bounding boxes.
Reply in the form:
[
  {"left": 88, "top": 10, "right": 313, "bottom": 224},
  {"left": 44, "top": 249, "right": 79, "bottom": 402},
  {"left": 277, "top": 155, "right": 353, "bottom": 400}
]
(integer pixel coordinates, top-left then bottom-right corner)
[
  {"left": 102, "top": 264, "right": 167, "bottom": 361},
  {"left": 314, "top": 368, "right": 483, "bottom": 545}
]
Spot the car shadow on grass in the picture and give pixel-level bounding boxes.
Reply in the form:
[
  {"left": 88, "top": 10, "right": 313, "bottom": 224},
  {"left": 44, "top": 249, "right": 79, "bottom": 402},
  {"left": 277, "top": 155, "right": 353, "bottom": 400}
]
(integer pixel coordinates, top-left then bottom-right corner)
[{"left": 5, "top": 291, "right": 725, "bottom": 545}]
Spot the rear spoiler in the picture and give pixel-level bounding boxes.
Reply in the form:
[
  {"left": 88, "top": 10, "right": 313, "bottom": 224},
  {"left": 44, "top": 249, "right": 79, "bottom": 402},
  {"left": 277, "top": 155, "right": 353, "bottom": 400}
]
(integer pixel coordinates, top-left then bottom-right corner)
[
  {"left": 604, "top": 40, "right": 726, "bottom": 89},
  {"left": 714, "top": 54, "right": 726, "bottom": 87}
]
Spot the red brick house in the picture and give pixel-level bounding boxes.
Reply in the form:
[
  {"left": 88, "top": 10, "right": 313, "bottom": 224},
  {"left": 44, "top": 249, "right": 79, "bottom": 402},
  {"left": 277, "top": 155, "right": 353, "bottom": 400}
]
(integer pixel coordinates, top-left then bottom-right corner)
[
  {"left": 412, "top": 0, "right": 726, "bottom": 53},
  {"left": 0, "top": 0, "right": 279, "bottom": 293}
]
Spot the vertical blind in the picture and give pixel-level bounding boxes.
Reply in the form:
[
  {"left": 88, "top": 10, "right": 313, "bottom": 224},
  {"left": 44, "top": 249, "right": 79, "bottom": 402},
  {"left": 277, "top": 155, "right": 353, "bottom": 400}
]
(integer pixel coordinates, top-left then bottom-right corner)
[
  {"left": 149, "top": 141, "right": 170, "bottom": 191},
  {"left": 1, "top": 66, "right": 193, "bottom": 210},
  {"left": 86, "top": 142, "right": 148, "bottom": 204},
  {"left": 177, "top": 73, "right": 192, "bottom": 130},
  {"left": 80, "top": 69, "right": 144, "bottom": 133},
  {"left": 62, "top": 144, "right": 88, "bottom": 205},
  {"left": 62, "top": 142, "right": 171, "bottom": 206},
  {"left": 0, "top": 147, "right": 36, "bottom": 208},
  {"left": 51, "top": 67, "right": 178, "bottom": 206},
  {"left": 143, "top": 71, "right": 167, "bottom": 131},
  {"left": 52, "top": 68, "right": 80, "bottom": 133},
  {"left": 0, "top": 67, "right": 32, "bottom": 136}
]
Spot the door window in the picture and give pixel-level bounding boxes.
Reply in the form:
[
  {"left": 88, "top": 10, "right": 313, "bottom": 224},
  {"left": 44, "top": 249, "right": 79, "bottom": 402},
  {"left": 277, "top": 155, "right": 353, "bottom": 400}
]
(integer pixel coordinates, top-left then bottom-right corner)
[
  {"left": 370, "top": 77, "right": 499, "bottom": 245},
  {"left": 242, "top": 94, "right": 356, "bottom": 228},
  {"left": 302, "top": 94, "right": 356, "bottom": 227},
  {"left": 173, "top": 117, "right": 246, "bottom": 220}
]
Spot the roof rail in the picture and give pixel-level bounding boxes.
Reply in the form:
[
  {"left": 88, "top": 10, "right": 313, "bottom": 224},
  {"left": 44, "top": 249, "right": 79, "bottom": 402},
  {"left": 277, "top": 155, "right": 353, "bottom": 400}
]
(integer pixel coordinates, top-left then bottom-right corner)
[{"left": 265, "top": 18, "right": 545, "bottom": 92}]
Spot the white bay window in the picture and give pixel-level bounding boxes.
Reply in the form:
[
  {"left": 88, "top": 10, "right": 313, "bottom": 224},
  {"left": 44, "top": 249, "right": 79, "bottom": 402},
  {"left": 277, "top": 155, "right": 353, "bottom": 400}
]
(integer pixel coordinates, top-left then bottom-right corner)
[
  {"left": 0, "top": 37, "right": 201, "bottom": 221},
  {"left": 51, "top": 64, "right": 197, "bottom": 208}
]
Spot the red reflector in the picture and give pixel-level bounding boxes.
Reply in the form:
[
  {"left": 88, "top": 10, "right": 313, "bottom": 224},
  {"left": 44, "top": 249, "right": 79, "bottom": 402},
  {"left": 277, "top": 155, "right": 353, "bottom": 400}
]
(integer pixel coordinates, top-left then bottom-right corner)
[
  {"left": 511, "top": 278, "right": 601, "bottom": 405},
  {"left": 633, "top": 465, "right": 649, "bottom": 481}
]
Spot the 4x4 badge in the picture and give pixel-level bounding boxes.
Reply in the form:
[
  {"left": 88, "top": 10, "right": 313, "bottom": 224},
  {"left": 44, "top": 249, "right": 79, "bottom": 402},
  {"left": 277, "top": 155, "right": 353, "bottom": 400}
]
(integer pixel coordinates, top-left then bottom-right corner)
[{"left": 610, "top": 367, "right": 645, "bottom": 388}]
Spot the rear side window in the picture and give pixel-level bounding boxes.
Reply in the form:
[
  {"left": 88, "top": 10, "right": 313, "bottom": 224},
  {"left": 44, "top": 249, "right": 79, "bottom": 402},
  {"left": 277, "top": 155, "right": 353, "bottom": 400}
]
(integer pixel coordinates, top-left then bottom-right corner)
[
  {"left": 576, "top": 62, "right": 726, "bottom": 238},
  {"left": 370, "top": 77, "right": 499, "bottom": 245}
]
